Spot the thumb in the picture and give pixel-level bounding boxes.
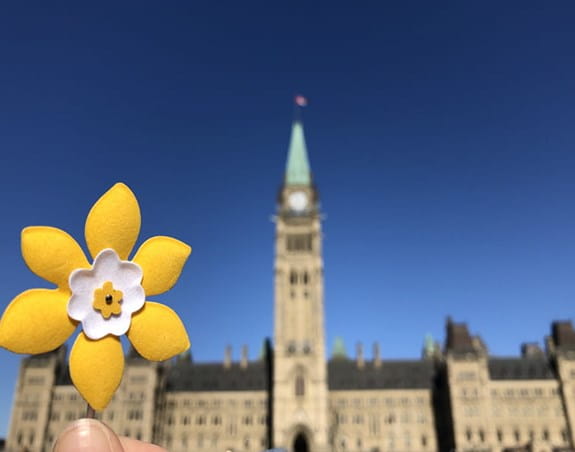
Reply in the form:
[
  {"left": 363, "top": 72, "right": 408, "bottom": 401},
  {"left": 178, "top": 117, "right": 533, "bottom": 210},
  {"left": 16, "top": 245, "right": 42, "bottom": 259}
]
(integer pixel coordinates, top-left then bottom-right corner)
[{"left": 53, "top": 418, "right": 124, "bottom": 452}]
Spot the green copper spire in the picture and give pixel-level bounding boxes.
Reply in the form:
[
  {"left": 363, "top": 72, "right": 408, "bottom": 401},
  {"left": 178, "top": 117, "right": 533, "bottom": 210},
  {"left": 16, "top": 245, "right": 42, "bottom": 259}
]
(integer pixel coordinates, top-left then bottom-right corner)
[
  {"left": 424, "top": 334, "right": 435, "bottom": 355},
  {"left": 285, "top": 120, "right": 311, "bottom": 185},
  {"left": 332, "top": 337, "right": 347, "bottom": 359}
]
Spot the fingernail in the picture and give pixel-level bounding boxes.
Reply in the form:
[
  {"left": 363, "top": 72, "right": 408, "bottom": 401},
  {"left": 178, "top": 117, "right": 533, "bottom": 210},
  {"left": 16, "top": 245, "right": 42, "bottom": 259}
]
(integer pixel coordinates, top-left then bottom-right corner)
[{"left": 54, "top": 418, "right": 123, "bottom": 452}]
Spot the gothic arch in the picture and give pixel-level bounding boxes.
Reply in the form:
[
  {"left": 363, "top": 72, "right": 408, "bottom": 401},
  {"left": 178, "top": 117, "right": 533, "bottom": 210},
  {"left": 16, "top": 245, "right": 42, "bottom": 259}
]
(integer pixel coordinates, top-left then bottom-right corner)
[
  {"left": 293, "top": 432, "right": 309, "bottom": 452},
  {"left": 287, "top": 424, "right": 314, "bottom": 452}
]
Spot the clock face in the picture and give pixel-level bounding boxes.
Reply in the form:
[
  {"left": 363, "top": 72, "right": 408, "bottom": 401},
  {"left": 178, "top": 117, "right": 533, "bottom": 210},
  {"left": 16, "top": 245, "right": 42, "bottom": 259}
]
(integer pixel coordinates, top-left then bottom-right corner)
[{"left": 288, "top": 190, "right": 309, "bottom": 212}]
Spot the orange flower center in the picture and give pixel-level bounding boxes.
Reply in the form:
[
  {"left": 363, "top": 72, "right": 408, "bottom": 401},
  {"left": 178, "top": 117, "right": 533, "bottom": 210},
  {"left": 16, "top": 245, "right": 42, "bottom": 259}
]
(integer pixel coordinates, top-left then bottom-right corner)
[{"left": 93, "top": 281, "right": 123, "bottom": 319}]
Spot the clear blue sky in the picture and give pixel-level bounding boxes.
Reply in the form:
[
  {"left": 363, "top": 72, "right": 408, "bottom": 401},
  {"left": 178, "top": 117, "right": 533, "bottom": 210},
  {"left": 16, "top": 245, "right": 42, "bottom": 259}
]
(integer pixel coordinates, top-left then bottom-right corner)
[{"left": 1, "top": 1, "right": 575, "bottom": 436}]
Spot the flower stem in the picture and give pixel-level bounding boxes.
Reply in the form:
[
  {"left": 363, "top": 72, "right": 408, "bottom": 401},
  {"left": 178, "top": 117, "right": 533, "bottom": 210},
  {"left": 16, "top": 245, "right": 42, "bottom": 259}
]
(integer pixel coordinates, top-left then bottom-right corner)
[{"left": 86, "top": 404, "right": 96, "bottom": 419}]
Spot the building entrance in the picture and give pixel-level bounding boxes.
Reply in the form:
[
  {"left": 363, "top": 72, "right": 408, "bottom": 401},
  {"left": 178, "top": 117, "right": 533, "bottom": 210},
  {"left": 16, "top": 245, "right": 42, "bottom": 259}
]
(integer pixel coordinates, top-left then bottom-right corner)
[{"left": 293, "top": 432, "right": 309, "bottom": 452}]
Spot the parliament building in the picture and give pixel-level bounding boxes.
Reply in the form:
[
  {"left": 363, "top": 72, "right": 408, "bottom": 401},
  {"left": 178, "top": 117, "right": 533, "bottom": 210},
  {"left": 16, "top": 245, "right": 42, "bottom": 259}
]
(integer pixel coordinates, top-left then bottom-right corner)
[{"left": 6, "top": 119, "right": 575, "bottom": 452}]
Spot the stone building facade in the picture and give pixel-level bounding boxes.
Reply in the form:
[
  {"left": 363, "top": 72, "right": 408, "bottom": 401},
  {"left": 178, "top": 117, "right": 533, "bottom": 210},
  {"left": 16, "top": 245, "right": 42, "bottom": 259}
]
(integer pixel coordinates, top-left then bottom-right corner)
[{"left": 5, "top": 119, "right": 575, "bottom": 452}]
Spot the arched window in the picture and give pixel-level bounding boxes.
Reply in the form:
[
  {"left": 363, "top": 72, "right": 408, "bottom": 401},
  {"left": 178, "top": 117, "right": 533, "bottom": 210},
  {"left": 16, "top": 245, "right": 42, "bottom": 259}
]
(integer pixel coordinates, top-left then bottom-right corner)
[
  {"left": 290, "top": 271, "right": 298, "bottom": 285},
  {"left": 302, "top": 271, "right": 309, "bottom": 284},
  {"left": 295, "top": 375, "right": 305, "bottom": 397}
]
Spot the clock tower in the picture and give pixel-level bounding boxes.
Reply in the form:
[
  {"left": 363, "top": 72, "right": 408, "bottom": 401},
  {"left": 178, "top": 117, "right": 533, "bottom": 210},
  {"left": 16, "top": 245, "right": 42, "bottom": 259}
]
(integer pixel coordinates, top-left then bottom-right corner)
[{"left": 273, "top": 119, "right": 328, "bottom": 452}]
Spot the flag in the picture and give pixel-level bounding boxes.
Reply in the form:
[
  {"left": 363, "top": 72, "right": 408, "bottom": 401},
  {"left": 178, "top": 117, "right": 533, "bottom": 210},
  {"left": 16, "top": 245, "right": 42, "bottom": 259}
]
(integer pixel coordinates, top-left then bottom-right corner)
[{"left": 294, "top": 95, "right": 308, "bottom": 107}]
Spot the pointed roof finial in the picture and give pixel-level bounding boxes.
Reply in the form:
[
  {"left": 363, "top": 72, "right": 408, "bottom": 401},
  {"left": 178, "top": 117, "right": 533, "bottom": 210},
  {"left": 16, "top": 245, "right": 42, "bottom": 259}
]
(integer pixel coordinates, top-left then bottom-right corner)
[{"left": 285, "top": 95, "right": 311, "bottom": 186}]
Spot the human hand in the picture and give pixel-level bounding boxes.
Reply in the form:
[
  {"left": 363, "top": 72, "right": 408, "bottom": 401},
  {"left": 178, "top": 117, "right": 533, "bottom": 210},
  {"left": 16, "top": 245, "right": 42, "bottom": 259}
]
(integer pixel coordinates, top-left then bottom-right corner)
[{"left": 53, "top": 419, "right": 167, "bottom": 452}]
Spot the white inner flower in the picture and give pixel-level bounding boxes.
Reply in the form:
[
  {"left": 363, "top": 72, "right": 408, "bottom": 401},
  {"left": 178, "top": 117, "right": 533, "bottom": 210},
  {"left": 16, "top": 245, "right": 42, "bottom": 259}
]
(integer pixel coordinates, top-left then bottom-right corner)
[{"left": 68, "top": 248, "right": 145, "bottom": 340}]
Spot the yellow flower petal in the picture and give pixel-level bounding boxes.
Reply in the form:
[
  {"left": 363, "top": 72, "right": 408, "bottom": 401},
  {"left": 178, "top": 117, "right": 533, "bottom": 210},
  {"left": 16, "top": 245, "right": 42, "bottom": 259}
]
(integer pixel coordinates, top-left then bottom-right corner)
[
  {"left": 85, "top": 183, "right": 141, "bottom": 260},
  {"left": 127, "top": 301, "right": 190, "bottom": 361},
  {"left": 0, "top": 289, "right": 76, "bottom": 354},
  {"left": 70, "top": 332, "right": 124, "bottom": 411},
  {"left": 133, "top": 236, "right": 191, "bottom": 296},
  {"left": 21, "top": 226, "right": 89, "bottom": 290}
]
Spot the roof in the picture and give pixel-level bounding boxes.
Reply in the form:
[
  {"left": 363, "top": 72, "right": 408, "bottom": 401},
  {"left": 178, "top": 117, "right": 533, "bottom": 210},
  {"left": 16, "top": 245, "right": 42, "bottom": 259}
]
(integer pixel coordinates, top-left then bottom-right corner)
[
  {"left": 445, "top": 320, "right": 476, "bottom": 354},
  {"left": 552, "top": 321, "right": 575, "bottom": 351},
  {"left": 285, "top": 121, "right": 311, "bottom": 186},
  {"left": 328, "top": 359, "right": 435, "bottom": 390},
  {"left": 488, "top": 357, "right": 555, "bottom": 380},
  {"left": 166, "top": 361, "right": 268, "bottom": 392}
]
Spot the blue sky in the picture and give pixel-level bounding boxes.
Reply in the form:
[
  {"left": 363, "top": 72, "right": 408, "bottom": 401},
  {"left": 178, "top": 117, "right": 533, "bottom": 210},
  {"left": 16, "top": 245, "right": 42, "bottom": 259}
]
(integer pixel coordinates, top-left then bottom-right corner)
[{"left": 1, "top": 1, "right": 575, "bottom": 436}]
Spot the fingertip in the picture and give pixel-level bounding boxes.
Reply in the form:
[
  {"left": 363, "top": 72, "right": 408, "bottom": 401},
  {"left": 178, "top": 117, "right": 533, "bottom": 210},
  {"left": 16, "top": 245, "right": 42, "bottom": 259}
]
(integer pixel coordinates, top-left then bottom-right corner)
[
  {"left": 53, "top": 418, "right": 124, "bottom": 452},
  {"left": 119, "top": 436, "right": 168, "bottom": 452}
]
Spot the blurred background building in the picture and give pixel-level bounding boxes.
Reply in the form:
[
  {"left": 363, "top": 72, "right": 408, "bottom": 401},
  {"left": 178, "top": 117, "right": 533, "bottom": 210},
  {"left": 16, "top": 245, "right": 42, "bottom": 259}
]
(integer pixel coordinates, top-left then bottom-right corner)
[{"left": 5, "top": 119, "right": 575, "bottom": 452}]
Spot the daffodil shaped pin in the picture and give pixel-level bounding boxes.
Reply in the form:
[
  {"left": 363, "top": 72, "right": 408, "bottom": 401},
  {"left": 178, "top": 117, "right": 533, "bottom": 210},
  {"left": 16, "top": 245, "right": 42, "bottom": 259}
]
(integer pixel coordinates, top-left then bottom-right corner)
[{"left": 0, "top": 183, "right": 191, "bottom": 411}]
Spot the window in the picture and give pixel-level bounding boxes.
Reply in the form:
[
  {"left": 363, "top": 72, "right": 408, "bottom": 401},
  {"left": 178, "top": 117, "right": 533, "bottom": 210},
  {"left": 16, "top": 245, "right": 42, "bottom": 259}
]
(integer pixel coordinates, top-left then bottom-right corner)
[
  {"left": 130, "top": 375, "right": 147, "bottom": 384},
  {"left": 302, "top": 271, "right": 309, "bottom": 284},
  {"left": 295, "top": 375, "right": 305, "bottom": 397},
  {"left": 465, "top": 429, "right": 472, "bottom": 441},
  {"left": 50, "top": 412, "right": 60, "bottom": 422},
  {"left": 128, "top": 410, "right": 142, "bottom": 421},
  {"left": 497, "top": 429, "right": 503, "bottom": 442},
  {"left": 212, "top": 415, "right": 221, "bottom": 425},
  {"left": 287, "top": 234, "right": 312, "bottom": 252},
  {"left": 242, "top": 416, "right": 252, "bottom": 425},
  {"left": 352, "top": 414, "right": 363, "bottom": 424},
  {"left": 369, "top": 415, "right": 380, "bottom": 435},
  {"left": 421, "top": 435, "right": 427, "bottom": 447},
  {"left": 479, "top": 429, "right": 485, "bottom": 442},
  {"left": 457, "top": 371, "right": 477, "bottom": 381},
  {"left": 514, "top": 429, "right": 520, "bottom": 442},
  {"left": 289, "top": 271, "right": 298, "bottom": 285},
  {"left": 22, "top": 411, "right": 37, "bottom": 421},
  {"left": 182, "top": 415, "right": 190, "bottom": 425},
  {"left": 404, "top": 431, "right": 411, "bottom": 448},
  {"left": 196, "top": 415, "right": 206, "bottom": 425},
  {"left": 542, "top": 428, "right": 549, "bottom": 441},
  {"left": 27, "top": 376, "right": 44, "bottom": 385}
]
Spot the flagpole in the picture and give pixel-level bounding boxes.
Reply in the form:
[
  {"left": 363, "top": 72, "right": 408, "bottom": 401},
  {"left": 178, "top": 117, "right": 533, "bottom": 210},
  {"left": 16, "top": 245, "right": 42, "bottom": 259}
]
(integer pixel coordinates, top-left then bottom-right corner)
[{"left": 293, "top": 94, "right": 307, "bottom": 122}]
